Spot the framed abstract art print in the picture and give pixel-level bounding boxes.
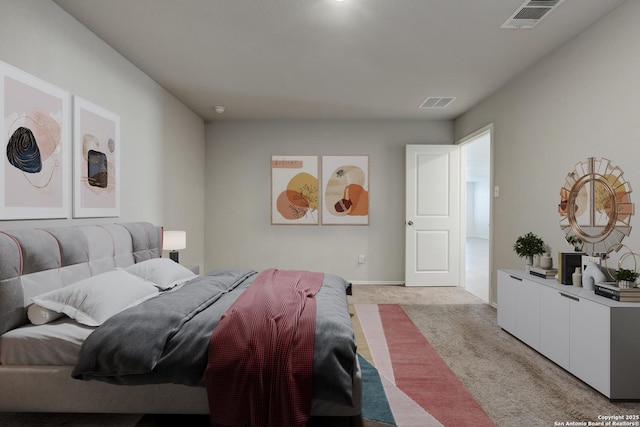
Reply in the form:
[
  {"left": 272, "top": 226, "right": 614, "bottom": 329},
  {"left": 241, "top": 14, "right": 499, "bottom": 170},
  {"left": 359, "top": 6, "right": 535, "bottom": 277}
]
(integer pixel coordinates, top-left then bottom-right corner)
[
  {"left": 0, "top": 61, "right": 71, "bottom": 219},
  {"left": 321, "top": 155, "right": 369, "bottom": 225},
  {"left": 271, "top": 155, "right": 319, "bottom": 225},
  {"left": 73, "top": 96, "right": 120, "bottom": 218}
]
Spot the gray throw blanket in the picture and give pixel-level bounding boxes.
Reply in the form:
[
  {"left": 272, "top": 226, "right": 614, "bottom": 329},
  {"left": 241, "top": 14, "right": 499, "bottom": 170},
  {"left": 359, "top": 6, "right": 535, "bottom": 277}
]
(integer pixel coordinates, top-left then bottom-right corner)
[{"left": 72, "top": 268, "right": 357, "bottom": 407}]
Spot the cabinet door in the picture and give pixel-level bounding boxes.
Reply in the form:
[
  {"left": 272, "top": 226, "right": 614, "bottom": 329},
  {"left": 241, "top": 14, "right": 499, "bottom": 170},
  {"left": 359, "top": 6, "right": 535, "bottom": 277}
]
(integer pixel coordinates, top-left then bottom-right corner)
[
  {"left": 497, "top": 271, "right": 518, "bottom": 334},
  {"left": 570, "top": 297, "right": 610, "bottom": 396},
  {"left": 539, "top": 286, "right": 571, "bottom": 369},
  {"left": 516, "top": 278, "right": 540, "bottom": 350}
]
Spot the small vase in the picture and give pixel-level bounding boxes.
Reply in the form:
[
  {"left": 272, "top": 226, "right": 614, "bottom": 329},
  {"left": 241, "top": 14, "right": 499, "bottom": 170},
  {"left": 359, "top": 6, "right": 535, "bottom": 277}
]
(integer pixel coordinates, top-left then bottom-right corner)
[
  {"left": 525, "top": 255, "right": 533, "bottom": 271},
  {"left": 572, "top": 267, "right": 582, "bottom": 287},
  {"left": 540, "top": 253, "right": 552, "bottom": 270}
]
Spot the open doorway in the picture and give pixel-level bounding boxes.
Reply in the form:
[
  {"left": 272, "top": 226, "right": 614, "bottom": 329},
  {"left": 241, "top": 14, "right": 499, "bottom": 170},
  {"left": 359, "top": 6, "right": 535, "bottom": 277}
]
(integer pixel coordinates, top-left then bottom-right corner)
[{"left": 459, "top": 127, "right": 491, "bottom": 302}]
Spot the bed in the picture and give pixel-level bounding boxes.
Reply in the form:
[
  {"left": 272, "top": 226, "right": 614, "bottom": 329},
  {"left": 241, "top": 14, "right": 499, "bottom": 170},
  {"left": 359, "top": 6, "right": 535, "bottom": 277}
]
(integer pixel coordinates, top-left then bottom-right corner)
[{"left": 0, "top": 222, "right": 361, "bottom": 421}]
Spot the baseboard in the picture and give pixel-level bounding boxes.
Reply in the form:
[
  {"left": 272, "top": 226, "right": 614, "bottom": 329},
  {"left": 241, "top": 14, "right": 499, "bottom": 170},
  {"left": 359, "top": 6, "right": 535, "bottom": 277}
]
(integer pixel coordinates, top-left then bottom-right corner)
[{"left": 348, "top": 281, "right": 405, "bottom": 286}]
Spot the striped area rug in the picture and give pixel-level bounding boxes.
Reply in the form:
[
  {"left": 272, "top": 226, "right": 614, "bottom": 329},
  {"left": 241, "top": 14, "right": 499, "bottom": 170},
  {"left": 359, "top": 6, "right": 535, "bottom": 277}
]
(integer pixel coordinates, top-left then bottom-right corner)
[{"left": 352, "top": 304, "right": 496, "bottom": 427}]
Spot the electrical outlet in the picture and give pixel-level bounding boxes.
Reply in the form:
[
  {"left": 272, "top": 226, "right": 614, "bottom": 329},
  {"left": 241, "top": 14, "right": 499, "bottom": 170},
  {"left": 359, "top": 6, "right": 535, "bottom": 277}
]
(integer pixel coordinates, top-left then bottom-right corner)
[{"left": 358, "top": 254, "right": 366, "bottom": 264}]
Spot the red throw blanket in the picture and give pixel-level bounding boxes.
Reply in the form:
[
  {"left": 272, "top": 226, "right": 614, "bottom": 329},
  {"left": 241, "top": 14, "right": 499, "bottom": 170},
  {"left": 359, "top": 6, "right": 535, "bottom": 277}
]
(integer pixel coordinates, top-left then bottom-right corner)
[{"left": 206, "top": 269, "right": 324, "bottom": 427}]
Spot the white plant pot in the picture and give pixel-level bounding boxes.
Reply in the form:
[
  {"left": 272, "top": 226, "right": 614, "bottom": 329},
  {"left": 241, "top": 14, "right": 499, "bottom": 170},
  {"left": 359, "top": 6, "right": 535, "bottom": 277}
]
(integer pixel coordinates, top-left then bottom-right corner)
[{"left": 618, "top": 280, "right": 633, "bottom": 289}]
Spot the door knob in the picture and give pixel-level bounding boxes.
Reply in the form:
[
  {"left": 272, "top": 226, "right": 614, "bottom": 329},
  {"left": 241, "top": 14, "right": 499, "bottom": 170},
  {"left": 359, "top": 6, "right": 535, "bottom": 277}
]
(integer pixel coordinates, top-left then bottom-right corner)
[{"left": 407, "top": 221, "right": 414, "bottom": 226}]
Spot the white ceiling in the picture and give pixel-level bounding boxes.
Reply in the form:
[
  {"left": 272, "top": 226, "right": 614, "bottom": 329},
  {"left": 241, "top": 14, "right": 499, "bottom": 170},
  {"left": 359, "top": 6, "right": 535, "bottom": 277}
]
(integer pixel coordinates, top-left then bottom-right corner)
[{"left": 53, "top": 0, "right": 627, "bottom": 122}]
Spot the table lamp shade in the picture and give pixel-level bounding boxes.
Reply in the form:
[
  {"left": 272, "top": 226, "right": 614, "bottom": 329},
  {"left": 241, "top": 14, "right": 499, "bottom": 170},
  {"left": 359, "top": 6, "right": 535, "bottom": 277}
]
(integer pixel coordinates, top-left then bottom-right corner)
[
  {"left": 164, "top": 230, "right": 186, "bottom": 262},
  {"left": 164, "top": 231, "right": 186, "bottom": 250}
]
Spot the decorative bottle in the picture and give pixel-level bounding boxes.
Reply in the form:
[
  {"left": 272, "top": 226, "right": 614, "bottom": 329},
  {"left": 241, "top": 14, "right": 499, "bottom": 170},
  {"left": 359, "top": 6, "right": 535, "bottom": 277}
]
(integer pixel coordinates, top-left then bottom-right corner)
[{"left": 572, "top": 267, "right": 582, "bottom": 287}]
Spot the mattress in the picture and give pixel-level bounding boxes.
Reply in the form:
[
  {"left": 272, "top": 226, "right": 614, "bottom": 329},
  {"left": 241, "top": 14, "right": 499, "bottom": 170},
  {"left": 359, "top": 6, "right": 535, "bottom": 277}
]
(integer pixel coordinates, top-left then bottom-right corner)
[{"left": 0, "top": 318, "right": 94, "bottom": 365}]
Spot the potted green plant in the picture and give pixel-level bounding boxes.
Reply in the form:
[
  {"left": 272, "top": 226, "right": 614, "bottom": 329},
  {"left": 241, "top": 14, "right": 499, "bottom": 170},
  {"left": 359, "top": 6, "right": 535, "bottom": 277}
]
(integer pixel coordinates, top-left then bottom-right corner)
[
  {"left": 614, "top": 268, "right": 639, "bottom": 288},
  {"left": 513, "top": 232, "right": 546, "bottom": 267}
]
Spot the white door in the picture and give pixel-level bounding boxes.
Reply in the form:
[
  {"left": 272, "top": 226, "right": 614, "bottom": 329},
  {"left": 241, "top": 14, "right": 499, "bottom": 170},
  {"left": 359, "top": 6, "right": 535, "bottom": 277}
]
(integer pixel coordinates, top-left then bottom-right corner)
[{"left": 405, "top": 145, "right": 461, "bottom": 286}]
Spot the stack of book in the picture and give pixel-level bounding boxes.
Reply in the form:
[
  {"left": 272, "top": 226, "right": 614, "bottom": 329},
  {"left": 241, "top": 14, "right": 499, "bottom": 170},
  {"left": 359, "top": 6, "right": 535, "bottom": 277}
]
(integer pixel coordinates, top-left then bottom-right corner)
[
  {"left": 594, "top": 282, "right": 640, "bottom": 302},
  {"left": 529, "top": 267, "right": 558, "bottom": 279}
]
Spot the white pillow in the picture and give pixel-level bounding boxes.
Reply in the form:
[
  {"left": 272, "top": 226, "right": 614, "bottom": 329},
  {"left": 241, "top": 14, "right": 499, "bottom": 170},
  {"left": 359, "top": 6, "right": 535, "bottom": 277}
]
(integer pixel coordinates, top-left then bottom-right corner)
[
  {"left": 27, "top": 304, "right": 64, "bottom": 325},
  {"left": 32, "top": 269, "right": 159, "bottom": 327},
  {"left": 125, "top": 258, "right": 197, "bottom": 290}
]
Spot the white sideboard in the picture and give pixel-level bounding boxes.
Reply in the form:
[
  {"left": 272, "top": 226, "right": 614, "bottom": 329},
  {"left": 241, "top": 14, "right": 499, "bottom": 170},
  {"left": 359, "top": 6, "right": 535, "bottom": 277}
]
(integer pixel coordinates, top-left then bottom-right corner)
[{"left": 497, "top": 269, "right": 640, "bottom": 400}]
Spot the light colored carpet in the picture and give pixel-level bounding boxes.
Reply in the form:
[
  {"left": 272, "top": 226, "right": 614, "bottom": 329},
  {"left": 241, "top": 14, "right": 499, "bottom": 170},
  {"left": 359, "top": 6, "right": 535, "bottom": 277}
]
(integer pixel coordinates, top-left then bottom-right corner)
[
  {"left": 352, "top": 284, "right": 640, "bottom": 427},
  {"left": 402, "top": 303, "right": 640, "bottom": 426}
]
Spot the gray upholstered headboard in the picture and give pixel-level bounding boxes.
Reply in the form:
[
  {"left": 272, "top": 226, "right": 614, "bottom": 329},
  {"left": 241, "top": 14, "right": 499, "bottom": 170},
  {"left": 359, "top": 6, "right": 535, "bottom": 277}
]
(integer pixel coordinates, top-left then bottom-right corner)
[{"left": 0, "top": 222, "right": 162, "bottom": 335}]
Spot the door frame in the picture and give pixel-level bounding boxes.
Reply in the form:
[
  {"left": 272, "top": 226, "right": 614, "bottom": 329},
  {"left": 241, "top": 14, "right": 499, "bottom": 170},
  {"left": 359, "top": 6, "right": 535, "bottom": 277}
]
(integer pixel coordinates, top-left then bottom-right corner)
[{"left": 456, "top": 123, "right": 495, "bottom": 305}]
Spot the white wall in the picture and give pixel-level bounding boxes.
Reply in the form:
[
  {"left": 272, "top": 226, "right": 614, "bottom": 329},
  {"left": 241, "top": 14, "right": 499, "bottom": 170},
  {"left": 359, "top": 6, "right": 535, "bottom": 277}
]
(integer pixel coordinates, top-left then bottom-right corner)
[
  {"left": 466, "top": 179, "right": 490, "bottom": 239},
  {"left": 205, "top": 119, "right": 453, "bottom": 282},
  {"left": 0, "top": 0, "right": 206, "bottom": 268},
  {"left": 455, "top": 0, "right": 640, "bottom": 303}
]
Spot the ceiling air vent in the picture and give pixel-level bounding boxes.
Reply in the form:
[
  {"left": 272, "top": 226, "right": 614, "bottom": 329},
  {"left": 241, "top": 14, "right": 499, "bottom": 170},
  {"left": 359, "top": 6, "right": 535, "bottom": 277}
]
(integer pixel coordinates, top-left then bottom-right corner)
[
  {"left": 501, "top": 0, "right": 565, "bottom": 29},
  {"left": 419, "top": 97, "right": 456, "bottom": 109}
]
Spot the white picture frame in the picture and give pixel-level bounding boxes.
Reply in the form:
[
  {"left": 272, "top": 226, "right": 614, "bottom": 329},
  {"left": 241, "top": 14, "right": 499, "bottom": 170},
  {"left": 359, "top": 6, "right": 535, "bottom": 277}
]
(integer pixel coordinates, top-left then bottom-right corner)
[
  {"left": 271, "top": 155, "right": 319, "bottom": 225},
  {"left": 72, "top": 96, "right": 120, "bottom": 218},
  {"left": 321, "top": 155, "right": 370, "bottom": 225},
  {"left": 0, "top": 61, "right": 71, "bottom": 220}
]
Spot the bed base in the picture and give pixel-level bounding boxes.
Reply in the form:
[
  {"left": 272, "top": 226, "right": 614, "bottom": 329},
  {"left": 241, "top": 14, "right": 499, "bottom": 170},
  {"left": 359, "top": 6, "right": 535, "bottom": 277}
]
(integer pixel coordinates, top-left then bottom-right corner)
[{"left": 0, "top": 359, "right": 361, "bottom": 416}]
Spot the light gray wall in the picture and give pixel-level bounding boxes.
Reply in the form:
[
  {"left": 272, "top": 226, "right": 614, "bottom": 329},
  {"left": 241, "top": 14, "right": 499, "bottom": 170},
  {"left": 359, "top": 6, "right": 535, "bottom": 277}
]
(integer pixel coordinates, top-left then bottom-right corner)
[
  {"left": 0, "top": 0, "right": 206, "bottom": 269},
  {"left": 455, "top": 0, "right": 640, "bottom": 303},
  {"left": 205, "top": 119, "right": 453, "bottom": 282},
  {"left": 466, "top": 179, "right": 490, "bottom": 240}
]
